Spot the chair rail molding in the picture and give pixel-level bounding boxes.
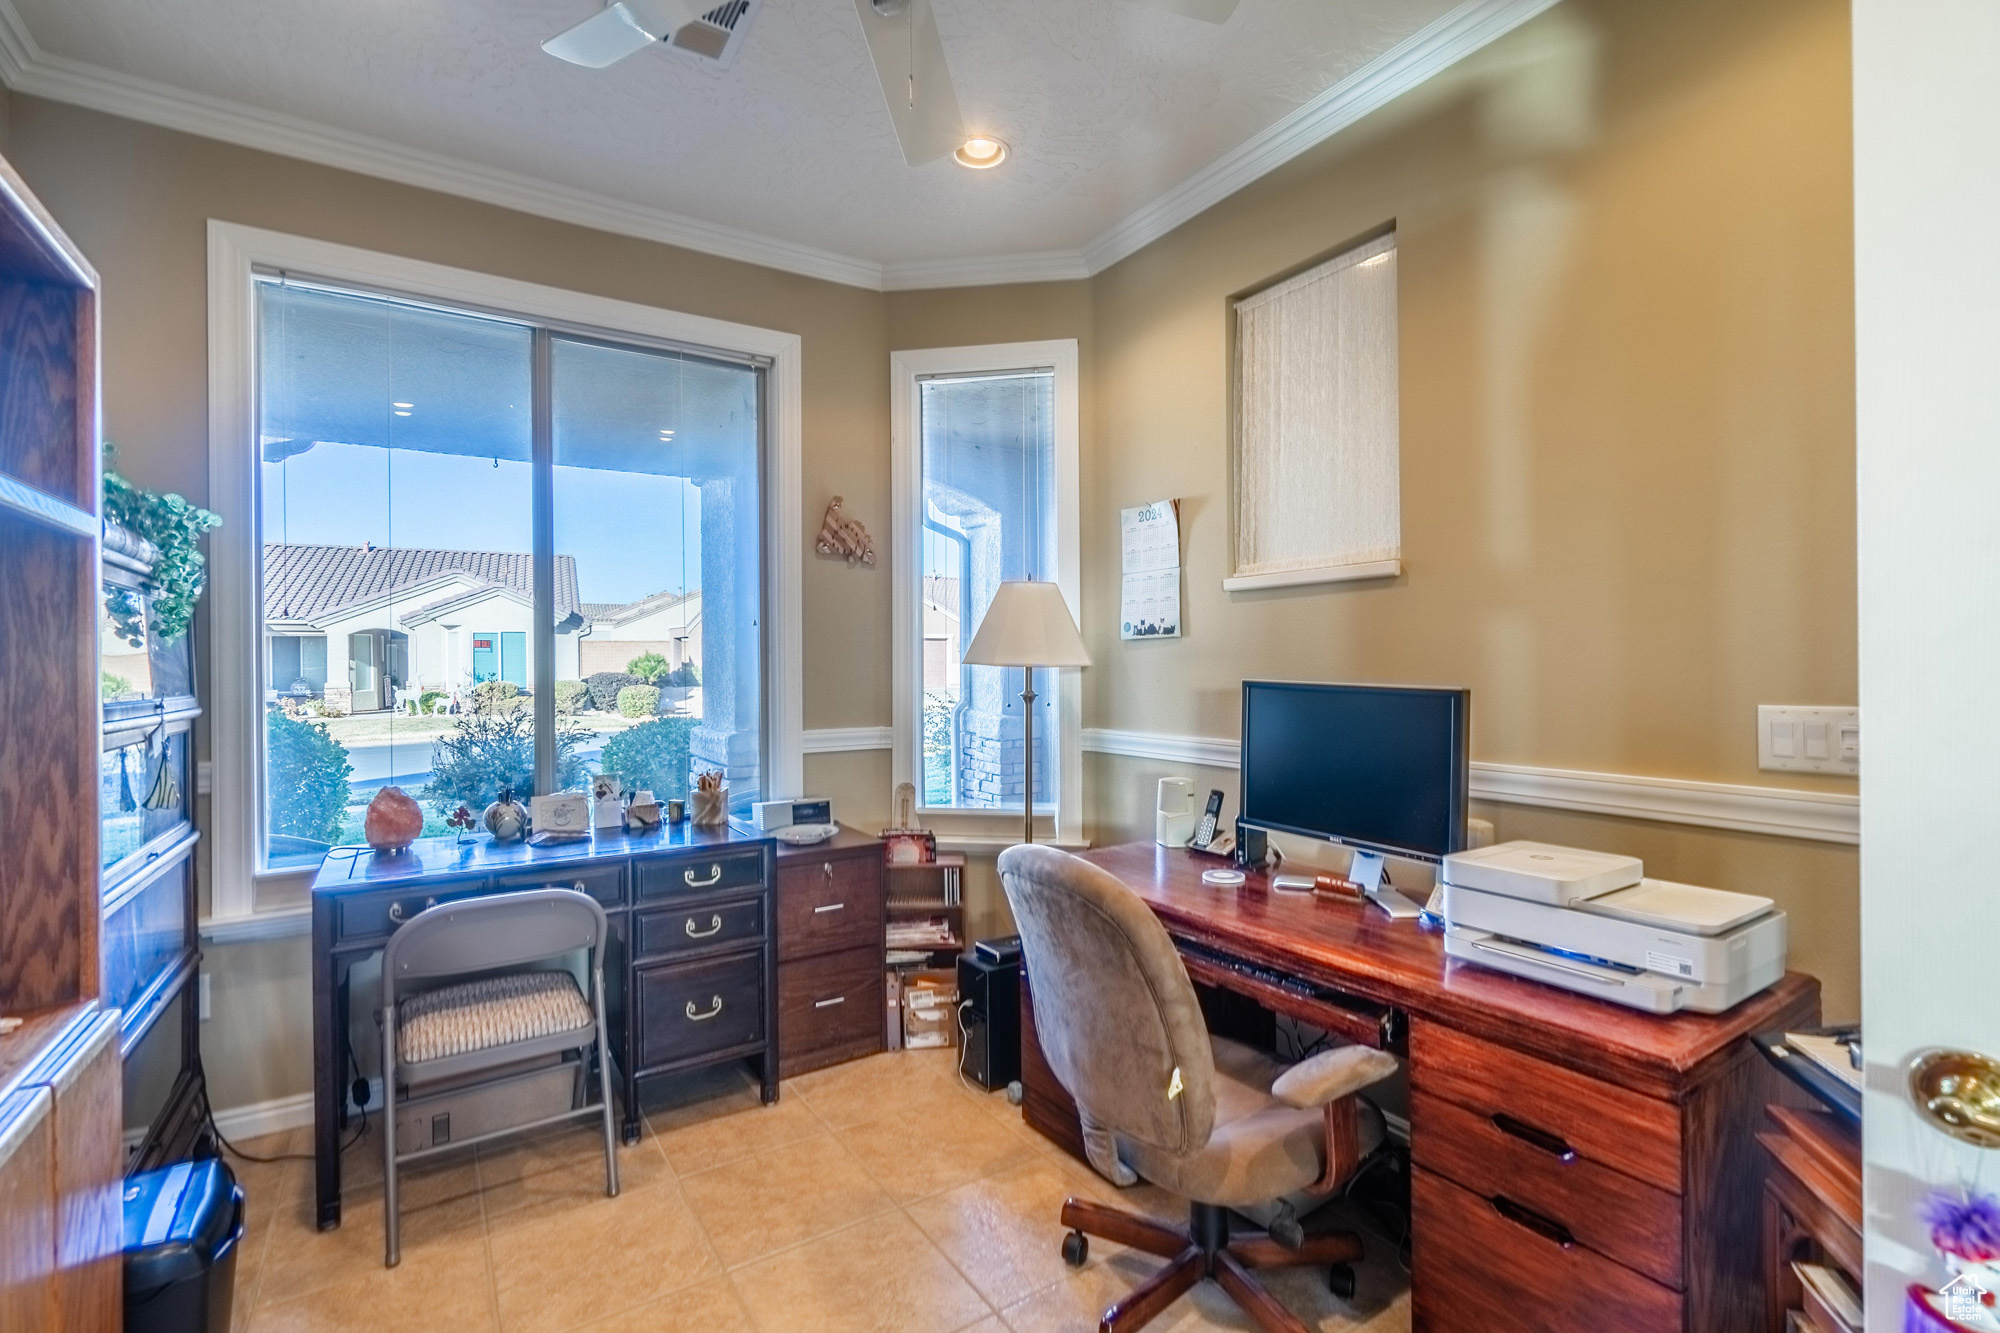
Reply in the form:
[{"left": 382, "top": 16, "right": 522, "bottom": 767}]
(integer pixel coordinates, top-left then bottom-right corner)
[{"left": 1079, "top": 728, "right": 1859, "bottom": 846}]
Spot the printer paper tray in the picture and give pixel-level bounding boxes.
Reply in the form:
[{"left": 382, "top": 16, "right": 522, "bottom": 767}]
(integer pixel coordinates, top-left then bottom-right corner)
[{"left": 1445, "top": 928, "right": 1687, "bottom": 1014}]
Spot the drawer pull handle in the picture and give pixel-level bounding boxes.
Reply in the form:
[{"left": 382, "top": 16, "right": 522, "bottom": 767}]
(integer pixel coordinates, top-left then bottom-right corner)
[
  {"left": 684, "top": 864, "right": 723, "bottom": 888},
  {"left": 685, "top": 915, "right": 723, "bottom": 939},
  {"left": 685, "top": 996, "right": 724, "bottom": 1022},
  {"left": 387, "top": 897, "right": 436, "bottom": 924},
  {"left": 813, "top": 902, "right": 845, "bottom": 914},
  {"left": 1490, "top": 1113, "right": 1577, "bottom": 1163},
  {"left": 1489, "top": 1195, "right": 1575, "bottom": 1249},
  {"left": 814, "top": 996, "right": 846, "bottom": 1009}
]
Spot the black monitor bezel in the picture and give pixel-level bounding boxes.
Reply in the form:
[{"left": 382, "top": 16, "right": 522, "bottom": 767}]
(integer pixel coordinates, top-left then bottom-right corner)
[{"left": 1237, "top": 679, "right": 1471, "bottom": 865}]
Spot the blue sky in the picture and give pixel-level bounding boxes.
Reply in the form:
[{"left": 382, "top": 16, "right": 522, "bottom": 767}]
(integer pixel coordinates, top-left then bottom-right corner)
[{"left": 260, "top": 442, "right": 702, "bottom": 605}]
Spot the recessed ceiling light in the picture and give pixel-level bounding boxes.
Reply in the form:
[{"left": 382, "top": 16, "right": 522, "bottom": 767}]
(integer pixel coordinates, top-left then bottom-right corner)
[
  {"left": 393, "top": 402, "right": 413, "bottom": 408},
  {"left": 394, "top": 410, "right": 412, "bottom": 417},
  {"left": 954, "top": 136, "right": 1009, "bottom": 170}
]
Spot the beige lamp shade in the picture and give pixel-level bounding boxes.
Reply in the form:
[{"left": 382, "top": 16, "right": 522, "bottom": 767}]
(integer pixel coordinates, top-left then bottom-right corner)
[{"left": 963, "top": 581, "right": 1091, "bottom": 669}]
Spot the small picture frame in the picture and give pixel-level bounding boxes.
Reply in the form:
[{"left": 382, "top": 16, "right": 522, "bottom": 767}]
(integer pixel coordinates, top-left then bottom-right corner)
[{"left": 882, "top": 829, "right": 936, "bottom": 865}]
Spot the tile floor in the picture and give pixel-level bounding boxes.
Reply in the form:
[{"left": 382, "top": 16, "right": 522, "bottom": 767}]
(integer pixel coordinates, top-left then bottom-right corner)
[{"left": 224, "top": 1047, "right": 1410, "bottom": 1332}]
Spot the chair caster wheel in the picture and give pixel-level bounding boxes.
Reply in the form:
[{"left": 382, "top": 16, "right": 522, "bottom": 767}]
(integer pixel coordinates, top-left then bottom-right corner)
[
  {"left": 1006, "top": 1080, "right": 1024, "bottom": 1106},
  {"left": 1270, "top": 1214, "right": 1305, "bottom": 1251},
  {"left": 1328, "top": 1264, "right": 1357, "bottom": 1300},
  {"left": 1061, "top": 1230, "right": 1089, "bottom": 1267}
]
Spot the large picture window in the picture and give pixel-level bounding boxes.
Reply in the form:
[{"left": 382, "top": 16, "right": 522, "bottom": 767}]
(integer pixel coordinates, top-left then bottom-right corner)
[
  {"left": 891, "top": 341, "right": 1081, "bottom": 846},
  {"left": 254, "top": 279, "right": 765, "bottom": 873}
]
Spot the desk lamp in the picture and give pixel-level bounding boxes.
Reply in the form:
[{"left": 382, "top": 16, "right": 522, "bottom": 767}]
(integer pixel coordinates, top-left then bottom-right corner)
[{"left": 962, "top": 580, "right": 1090, "bottom": 844}]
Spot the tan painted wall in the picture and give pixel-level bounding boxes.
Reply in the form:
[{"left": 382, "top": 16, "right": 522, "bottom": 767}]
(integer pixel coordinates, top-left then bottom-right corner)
[{"left": 2, "top": 0, "right": 1861, "bottom": 1118}]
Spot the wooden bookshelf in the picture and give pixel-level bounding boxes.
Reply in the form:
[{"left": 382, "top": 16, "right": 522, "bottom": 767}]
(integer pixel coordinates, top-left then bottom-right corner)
[{"left": 885, "top": 855, "right": 966, "bottom": 962}]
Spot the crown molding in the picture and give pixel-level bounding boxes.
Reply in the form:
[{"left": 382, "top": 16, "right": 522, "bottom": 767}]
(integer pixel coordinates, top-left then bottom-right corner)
[
  {"left": 0, "top": 0, "right": 1555, "bottom": 292},
  {"left": 0, "top": 1, "right": 887, "bottom": 289},
  {"left": 1081, "top": 728, "right": 1861, "bottom": 845},
  {"left": 1078, "top": 0, "right": 1562, "bottom": 274},
  {"left": 880, "top": 249, "right": 1093, "bottom": 291}
]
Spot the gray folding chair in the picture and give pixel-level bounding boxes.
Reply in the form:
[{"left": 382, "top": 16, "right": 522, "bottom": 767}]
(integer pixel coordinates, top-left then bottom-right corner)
[{"left": 379, "top": 888, "right": 619, "bottom": 1266}]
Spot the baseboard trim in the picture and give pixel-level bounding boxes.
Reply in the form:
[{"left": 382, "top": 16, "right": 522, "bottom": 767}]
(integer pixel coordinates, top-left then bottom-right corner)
[
  {"left": 1081, "top": 728, "right": 1859, "bottom": 845},
  {"left": 212, "top": 1091, "right": 316, "bottom": 1146}
]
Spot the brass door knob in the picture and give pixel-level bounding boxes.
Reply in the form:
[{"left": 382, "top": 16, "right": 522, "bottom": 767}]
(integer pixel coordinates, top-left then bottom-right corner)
[{"left": 1909, "top": 1049, "right": 2000, "bottom": 1148}]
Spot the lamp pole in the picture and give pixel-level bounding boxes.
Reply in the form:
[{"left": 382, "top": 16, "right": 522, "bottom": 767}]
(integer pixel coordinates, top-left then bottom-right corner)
[{"left": 1020, "top": 665, "right": 1036, "bottom": 845}]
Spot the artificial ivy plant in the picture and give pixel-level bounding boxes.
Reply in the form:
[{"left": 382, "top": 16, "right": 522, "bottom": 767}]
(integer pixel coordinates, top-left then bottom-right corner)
[{"left": 102, "top": 442, "right": 222, "bottom": 646}]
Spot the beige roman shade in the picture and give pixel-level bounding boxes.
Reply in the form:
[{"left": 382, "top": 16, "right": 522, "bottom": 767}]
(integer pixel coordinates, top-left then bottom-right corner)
[{"left": 1229, "top": 231, "right": 1401, "bottom": 591}]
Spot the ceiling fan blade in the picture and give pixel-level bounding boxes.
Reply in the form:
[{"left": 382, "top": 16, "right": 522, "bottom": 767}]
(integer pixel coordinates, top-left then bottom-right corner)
[
  {"left": 1124, "top": 0, "right": 1239, "bottom": 22},
  {"left": 852, "top": 0, "right": 965, "bottom": 167},
  {"left": 543, "top": 0, "right": 701, "bottom": 68}
]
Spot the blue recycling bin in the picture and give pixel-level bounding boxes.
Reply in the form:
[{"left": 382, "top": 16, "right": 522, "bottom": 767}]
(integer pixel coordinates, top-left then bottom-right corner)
[{"left": 123, "top": 1158, "right": 245, "bottom": 1333}]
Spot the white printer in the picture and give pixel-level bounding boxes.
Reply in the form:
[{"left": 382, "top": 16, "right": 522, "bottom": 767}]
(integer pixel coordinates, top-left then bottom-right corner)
[{"left": 1439, "top": 841, "right": 1786, "bottom": 1014}]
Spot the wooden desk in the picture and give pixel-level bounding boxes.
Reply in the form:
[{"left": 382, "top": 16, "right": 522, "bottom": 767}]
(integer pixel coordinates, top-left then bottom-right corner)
[
  {"left": 1758, "top": 1105, "right": 1860, "bottom": 1332},
  {"left": 309, "top": 822, "right": 777, "bottom": 1230},
  {"left": 1018, "top": 843, "right": 1820, "bottom": 1333}
]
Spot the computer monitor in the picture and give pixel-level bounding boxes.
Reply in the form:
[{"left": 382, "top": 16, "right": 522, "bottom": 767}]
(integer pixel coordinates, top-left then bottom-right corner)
[{"left": 1239, "top": 680, "right": 1470, "bottom": 863}]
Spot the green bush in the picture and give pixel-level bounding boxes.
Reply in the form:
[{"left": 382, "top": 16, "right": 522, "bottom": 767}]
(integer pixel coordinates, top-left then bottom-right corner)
[
  {"left": 266, "top": 709, "right": 353, "bottom": 845},
  {"left": 661, "top": 662, "right": 701, "bottom": 688},
  {"left": 554, "top": 680, "right": 589, "bottom": 714},
  {"left": 625, "top": 651, "right": 670, "bottom": 683},
  {"left": 584, "top": 672, "right": 641, "bottom": 711},
  {"left": 599, "top": 718, "right": 694, "bottom": 800},
  {"left": 102, "top": 671, "right": 133, "bottom": 700},
  {"left": 419, "top": 690, "right": 445, "bottom": 714},
  {"left": 421, "top": 708, "right": 587, "bottom": 810},
  {"left": 472, "top": 679, "right": 521, "bottom": 715},
  {"left": 616, "top": 684, "right": 661, "bottom": 718}
]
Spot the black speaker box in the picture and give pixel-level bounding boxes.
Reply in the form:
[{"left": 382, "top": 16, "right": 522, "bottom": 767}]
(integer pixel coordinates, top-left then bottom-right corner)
[{"left": 956, "top": 950, "right": 1021, "bottom": 1091}]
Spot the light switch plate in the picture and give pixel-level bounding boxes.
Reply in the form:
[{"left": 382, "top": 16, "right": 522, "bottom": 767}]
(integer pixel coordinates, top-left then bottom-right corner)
[{"left": 1758, "top": 705, "right": 1859, "bottom": 775}]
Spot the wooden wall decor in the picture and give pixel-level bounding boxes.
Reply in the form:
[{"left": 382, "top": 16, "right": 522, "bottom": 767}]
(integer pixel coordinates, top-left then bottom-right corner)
[{"left": 815, "top": 496, "right": 876, "bottom": 566}]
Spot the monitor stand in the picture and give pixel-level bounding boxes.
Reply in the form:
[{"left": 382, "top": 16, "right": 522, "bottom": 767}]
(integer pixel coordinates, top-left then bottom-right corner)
[{"left": 1352, "top": 850, "right": 1424, "bottom": 920}]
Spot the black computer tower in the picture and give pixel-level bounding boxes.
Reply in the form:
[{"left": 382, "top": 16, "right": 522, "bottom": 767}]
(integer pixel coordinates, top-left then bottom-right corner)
[{"left": 957, "top": 949, "right": 1021, "bottom": 1091}]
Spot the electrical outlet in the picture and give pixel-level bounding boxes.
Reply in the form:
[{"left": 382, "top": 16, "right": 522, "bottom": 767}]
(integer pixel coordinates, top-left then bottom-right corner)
[
  {"left": 1759, "top": 705, "right": 1859, "bottom": 775},
  {"left": 198, "top": 971, "right": 212, "bottom": 1022}
]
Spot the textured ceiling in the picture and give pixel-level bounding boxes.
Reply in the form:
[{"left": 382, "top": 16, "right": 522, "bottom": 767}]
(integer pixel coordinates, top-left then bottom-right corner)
[{"left": 11, "top": 0, "right": 1460, "bottom": 267}]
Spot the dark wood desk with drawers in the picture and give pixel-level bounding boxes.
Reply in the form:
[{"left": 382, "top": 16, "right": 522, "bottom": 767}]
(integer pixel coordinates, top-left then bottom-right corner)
[
  {"left": 308, "top": 823, "right": 778, "bottom": 1230},
  {"left": 1019, "top": 843, "right": 1820, "bottom": 1333}
]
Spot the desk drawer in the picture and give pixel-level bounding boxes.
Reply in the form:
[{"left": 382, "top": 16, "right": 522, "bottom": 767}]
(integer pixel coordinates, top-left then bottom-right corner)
[
  {"left": 636, "top": 851, "right": 765, "bottom": 901},
  {"left": 635, "top": 896, "right": 765, "bottom": 961},
  {"left": 778, "top": 946, "right": 883, "bottom": 1078},
  {"left": 635, "top": 952, "right": 764, "bottom": 1071},
  {"left": 494, "top": 864, "right": 624, "bottom": 908},
  {"left": 1410, "top": 1088, "right": 1683, "bottom": 1289},
  {"left": 1409, "top": 1020, "right": 1682, "bottom": 1195},
  {"left": 776, "top": 854, "right": 883, "bottom": 962},
  {"left": 1412, "top": 1166, "right": 1680, "bottom": 1333},
  {"left": 337, "top": 883, "right": 486, "bottom": 943}
]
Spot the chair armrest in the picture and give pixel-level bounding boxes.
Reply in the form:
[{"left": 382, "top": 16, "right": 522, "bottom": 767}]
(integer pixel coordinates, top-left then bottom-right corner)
[{"left": 1271, "top": 1045, "right": 1399, "bottom": 1110}]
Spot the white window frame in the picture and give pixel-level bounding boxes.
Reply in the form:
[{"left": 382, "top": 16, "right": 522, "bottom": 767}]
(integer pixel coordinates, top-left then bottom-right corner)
[
  {"left": 206, "top": 220, "right": 804, "bottom": 920},
  {"left": 890, "top": 341, "right": 1083, "bottom": 849}
]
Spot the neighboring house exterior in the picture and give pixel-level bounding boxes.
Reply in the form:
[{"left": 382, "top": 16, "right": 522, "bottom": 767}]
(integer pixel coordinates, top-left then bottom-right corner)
[
  {"left": 264, "top": 543, "right": 583, "bottom": 712},
  {"left": 922, "top": 575, "right": 961, "bottom": 694},
  {"left": 576, "top": 589, "right": 702, "bottom": 678}
]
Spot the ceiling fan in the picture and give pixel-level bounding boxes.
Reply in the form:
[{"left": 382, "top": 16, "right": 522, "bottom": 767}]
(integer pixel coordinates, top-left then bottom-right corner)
[{"left": 542, "top": 0, "right": 1242, "bottom": 168}]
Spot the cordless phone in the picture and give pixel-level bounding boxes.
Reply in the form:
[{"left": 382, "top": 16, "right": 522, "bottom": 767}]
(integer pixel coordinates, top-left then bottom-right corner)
[{"left": 1190, "top": 789, "right": 1225, "bottom": 851}]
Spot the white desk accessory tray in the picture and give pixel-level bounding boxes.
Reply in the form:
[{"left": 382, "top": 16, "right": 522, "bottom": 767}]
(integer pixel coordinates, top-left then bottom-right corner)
[{"left": 772, "top": 822, "right": 840, "bottom": 846}]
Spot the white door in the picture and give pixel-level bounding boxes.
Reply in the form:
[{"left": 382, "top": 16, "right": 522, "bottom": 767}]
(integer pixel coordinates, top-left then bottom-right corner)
[
  {"left": 348, "top": 631, "right": 380, "bottom": 712},
  {"left": 1855, "top": 5, "right": 2000, "bottom": 1327}
]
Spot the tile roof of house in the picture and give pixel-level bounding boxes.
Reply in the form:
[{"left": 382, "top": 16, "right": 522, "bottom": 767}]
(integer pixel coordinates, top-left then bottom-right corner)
[
  {"left": 578, "top": 588, "right": 699, "bottom": 628},
  {"left": 263, "top": 543, "right": 581, "bottom": 624}
]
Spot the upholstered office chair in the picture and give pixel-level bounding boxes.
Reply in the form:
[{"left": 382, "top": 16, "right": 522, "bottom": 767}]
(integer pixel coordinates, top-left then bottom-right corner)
[
  {"left": 379, "top": 888, "right": 619, "bottom": 1266},
  {"left": 997, "top": 845, "right": 1398, "bottom": 1333}
]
